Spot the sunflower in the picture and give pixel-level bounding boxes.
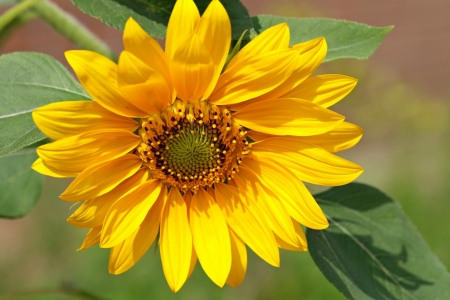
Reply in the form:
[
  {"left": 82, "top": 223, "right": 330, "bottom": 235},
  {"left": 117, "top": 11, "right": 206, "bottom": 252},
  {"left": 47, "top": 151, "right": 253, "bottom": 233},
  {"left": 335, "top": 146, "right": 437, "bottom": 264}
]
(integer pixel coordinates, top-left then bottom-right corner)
[{"left": 31, "top": 0, "right": 363, "bottom": 292}]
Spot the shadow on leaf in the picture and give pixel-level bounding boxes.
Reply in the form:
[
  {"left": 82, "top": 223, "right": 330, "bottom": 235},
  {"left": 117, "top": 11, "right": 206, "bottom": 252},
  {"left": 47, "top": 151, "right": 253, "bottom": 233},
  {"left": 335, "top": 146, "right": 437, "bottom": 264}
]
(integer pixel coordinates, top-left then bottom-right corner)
[{"left": 307, "top": 226, "right": 432, "bottom": 300}]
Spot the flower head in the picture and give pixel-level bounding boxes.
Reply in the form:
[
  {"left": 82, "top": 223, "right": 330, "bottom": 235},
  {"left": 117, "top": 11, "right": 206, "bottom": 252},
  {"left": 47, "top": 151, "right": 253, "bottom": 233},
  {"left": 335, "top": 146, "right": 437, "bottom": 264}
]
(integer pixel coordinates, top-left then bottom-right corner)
[{"left": 32, "top": 0, "right": 363, "bottom": 292}]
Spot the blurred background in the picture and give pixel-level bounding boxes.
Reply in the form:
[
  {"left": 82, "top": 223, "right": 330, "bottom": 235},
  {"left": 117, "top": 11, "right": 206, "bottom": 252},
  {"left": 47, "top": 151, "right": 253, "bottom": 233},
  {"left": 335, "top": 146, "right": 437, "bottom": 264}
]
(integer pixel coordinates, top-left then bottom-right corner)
[{"left": 1, "top": 0, "right": 449, "bottom": 299}]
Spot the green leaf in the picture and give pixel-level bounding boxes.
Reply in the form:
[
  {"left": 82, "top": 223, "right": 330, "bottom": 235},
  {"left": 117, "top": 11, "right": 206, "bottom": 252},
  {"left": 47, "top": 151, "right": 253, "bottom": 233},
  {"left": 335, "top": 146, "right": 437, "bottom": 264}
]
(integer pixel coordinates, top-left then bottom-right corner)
[
  {"left": 71, "top": 0, "right": 252, "bottom": 40},
  {"left": 307, "top": 183, "right": 450, "bottom": 300},
  {"left": 252, "top": 15, "right": 393, "bottom": 62},
  {"left": 0, "top": 145, "right": 44, "bottom": 218},
  {"left": 0, "top": 52, "right": 91, "bottom": 157}
]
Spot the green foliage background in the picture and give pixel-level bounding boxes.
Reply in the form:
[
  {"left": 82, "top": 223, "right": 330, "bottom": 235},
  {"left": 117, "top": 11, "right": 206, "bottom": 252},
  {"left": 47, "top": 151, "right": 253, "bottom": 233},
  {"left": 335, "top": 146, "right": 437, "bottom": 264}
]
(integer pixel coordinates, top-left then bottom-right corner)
[{"left": 0, "top": 0, "right": 449, "bottom": 299}]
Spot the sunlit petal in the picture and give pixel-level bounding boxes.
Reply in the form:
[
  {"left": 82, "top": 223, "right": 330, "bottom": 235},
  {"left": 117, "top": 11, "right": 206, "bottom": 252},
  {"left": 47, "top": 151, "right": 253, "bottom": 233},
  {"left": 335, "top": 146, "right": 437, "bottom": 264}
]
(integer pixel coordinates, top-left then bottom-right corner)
[
  {"left": 233, "top": 98, "right": 344, "bottom": 136},
  {"left": 215, "top": 183, "right": 280, "bottom": 267},
  {"left": 60, "top": 154, "right": 142, "bottom": 202},
  {"left": 282, "top": 74, "right": 357, "bottom": 108},
  {"left": 32, "top": 101, "right": 138, "bottom": 140},
  {"left": 190, "top": 188, "right": 231, "bottom": 286},
  {"left": 101, "top": 180, "right": 162, "bottom": 248},
  {"left": 68, "top": 168, "right": 148, "bottom": 228},
  {"left": 65, "top": 50, "right": 147, "bottom": 117},
  {"left": 165, "top": 0, "right": 200, "bottom": 61},
  {"left": 108, "top": 187, "right": 166, "bottom": 274},
  {"left": 225, "top": 229, "right": 247, "bottom": 287},
  {"left": 160, "top": 188, "right": 192, "bottom": 292}
]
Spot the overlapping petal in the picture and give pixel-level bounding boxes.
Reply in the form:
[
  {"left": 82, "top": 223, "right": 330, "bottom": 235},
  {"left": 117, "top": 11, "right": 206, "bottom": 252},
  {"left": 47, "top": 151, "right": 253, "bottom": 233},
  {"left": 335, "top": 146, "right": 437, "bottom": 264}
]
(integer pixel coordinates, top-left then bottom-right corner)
[
  {"left": 65, "top": 50, "right": 147, "bottom": 117},
  {"left": 226, "top": 23, "right": 290, "bottom": 70},
  {"left": 32, "top": 158, "right": 77, "bottom": 178},
  {"left": 123, "top": 17, "right": 174, "bottom": 100},
  {"left": 251, "top": 137, "right": 363, "bottom": 186},
  {"left": 67, "top": 168, "right": 148, "bottom": 228},
  {"left": 60, "top": 154, "right": 142, "bottom": 201},
  {"left": 170, "top": 34, "right": 215, "bottom": 102},
  {"left": 37, "top": 129, "right": 140, "bottom": 174},
  {"left": 184, "top": 192, "right": 198, "bottom": 280},
  {"left": 118, "top": 51, "right": 171, "bottom": 113},
  {"left": 226, "top": 229, "right": 247, "bottom": 287},
  {"left": 195, "top": 0, "right": 231, "bottom": 99},
  {"left": 165, "top": 0, "right": 200, "bottom": 61},
  {"left": 233, "top": 98, "right": 344, "bottom": 136},
  {"left": 108, "top": 187, "right": 166, "bottom": 274},
  {"left": 249, "top": 37, "right": 327, "bottom": 103},
  {"left": 241, "top": 155, "right": 329, "bottom": 229},
  {"left": 209, "top": 49, "right": 299, "bottom": 105},
  {"left": 215, "top": 183, "right": 280, "bottom": 267},
  {"left": 247, "top": 122, "right": 363, "bottom": 153},
  {"left": 275, "top": 218, "right": 308, "bottom": 252},
  {"left": 32, "top": 101, "right": 138, "bottom": 140},
  {"left": 282, "top": 74, "right": 358, "bottom": 108},
  {"left": 101, "top": 179, "right": 162, "bottom": 248},
  {"left": 234, "top": 168, "right": 300, "bottom": 247}
]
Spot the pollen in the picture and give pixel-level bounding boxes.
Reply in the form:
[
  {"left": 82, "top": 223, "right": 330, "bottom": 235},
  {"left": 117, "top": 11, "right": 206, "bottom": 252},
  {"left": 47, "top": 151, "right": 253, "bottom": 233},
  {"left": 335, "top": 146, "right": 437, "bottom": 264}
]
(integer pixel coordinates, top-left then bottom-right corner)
[{"left": 137, "top": 100, "right": 250, "bottom": 192}]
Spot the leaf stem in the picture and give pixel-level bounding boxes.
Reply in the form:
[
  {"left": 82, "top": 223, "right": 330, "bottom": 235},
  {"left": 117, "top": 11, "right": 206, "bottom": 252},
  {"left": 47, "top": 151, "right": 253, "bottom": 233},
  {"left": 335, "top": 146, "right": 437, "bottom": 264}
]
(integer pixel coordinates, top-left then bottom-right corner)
[
  {"left": 30, "top": 0, "right": 117, "bottom": 61},
  {"left": 0, "top": 0, "right": 41, "bottom": 32}
]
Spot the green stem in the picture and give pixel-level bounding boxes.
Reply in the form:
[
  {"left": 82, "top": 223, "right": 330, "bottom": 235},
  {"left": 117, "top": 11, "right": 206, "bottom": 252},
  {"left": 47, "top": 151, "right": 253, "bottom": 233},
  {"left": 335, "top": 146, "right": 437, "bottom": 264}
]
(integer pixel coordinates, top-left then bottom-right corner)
[
  {"left": 0, "top": 11, "right": 36, "bottom": 44},
  {"left": 30, "top": 0, "right": 116, "bottom": 61},
  {"left": 0, "top": 0, "right": 41, "bottom": 31}
]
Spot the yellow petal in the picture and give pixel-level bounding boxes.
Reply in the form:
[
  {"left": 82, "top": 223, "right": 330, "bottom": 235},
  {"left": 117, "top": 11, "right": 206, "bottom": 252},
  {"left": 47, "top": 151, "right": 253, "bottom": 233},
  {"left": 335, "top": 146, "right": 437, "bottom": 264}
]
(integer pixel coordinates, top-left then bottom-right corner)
[
  {"left": 170, "top": 34, "right": 215, "bottom": 102},
  {"left": 225, "top": 229, "right": 247, "bottom": 287},
  {"left": 117, "top": 51, "right": 171, "bottom": 113},
  {"left": 195, "top": 0, "right": 231, "bottom": 99},
  {"left": 67, "top": 168, "right": 148, "bottom": 228},
  {"left": 233, "top": 98, "right": 344, "bottom": 136},
  {"left": 190, "top": 188, "right": 231, "bottom": 287},
  {"left": 226, "top": 23, "right": 290, "bottom": 70},
  {"left": 214, "top": 183, "right": 280, "bottom": 267},
  {"left": 78, "top": 226, "right": 101, "bottom": 251},
  {"left": 37, "top": 129, "right": 140, "bottom": 174},
  {"left": 247, "top": 122, "right": 363, "bottom": 153},
  {"left": 184, "top": 190, "right": 198, "bottom": 278},
  {"left": 60, "top": 154, "right": 142, "bottom": 201},
  {"left": 282, "top": 74, "right": 357, "bottom": 108},
  {"left": 209, "top": 49, "right": 298, "bottom": 105},
  {"left": 108, "top": 186, "right": 166, "bottom": 274},
  {"left": 123, "top": 17, "right": 174, "bottom": 100},
  {"left": 32, "top": 101, "right": 138, "bottom": 141},
  {"left": 32, "top": 158, "right": 77, "bottom": 178},
  {"left": 241, "top": 156, "right": 329, "bottom": 229},
  {"left": 296, "top": 122, "right": 363, "bottom": 152},
  {"left": 65, "top": 50, "right": 147, "bottom": 117},
  {"left": 276, "top": 219, "right": 308, "bottom": 252},
  {"left": 188, "top": 244, "right": 198, "bottom": 280},
  {"left": 234, "top": 169, "right": 300, "bottom": 247},
  {"left": 165, "top": 0, "right": 200, "bottom": 61},
  {"left": 252, "top": 37, "right": 327, "bottom": 102},
  {"left": 251, "top": 137, "right": 364, "bottom": 186},
  {"left": 160, "top": 188, "right": 193, "bottom": 292},
  {"left": 246, "top": 131, "right": 272, "bottom": 142},
  {"left": 100, "top": 179, "right": 162, "bottom": 248}
]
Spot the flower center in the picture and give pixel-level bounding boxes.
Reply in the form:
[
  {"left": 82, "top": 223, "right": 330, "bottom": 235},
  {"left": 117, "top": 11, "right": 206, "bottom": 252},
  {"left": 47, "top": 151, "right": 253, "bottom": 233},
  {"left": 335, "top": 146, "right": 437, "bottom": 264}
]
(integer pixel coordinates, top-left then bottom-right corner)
[{"left": 136, "top": 100, "right": 250, "bottom": 192}]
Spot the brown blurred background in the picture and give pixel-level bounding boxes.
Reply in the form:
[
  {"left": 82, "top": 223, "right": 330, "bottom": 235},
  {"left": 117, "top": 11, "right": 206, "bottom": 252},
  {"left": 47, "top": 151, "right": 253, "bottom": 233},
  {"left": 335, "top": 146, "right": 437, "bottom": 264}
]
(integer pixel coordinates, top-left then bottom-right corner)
[{"left": 1, "top": 1, "right": 449, "bottom": 299}]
